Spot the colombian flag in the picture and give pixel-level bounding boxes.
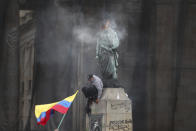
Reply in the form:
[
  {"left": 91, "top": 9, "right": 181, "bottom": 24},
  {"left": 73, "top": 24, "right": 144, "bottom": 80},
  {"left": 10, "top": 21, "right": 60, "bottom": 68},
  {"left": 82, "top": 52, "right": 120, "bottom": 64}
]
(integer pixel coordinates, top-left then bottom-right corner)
[{"left": 35, "top": 90, "right": 78, "bottom": 125}]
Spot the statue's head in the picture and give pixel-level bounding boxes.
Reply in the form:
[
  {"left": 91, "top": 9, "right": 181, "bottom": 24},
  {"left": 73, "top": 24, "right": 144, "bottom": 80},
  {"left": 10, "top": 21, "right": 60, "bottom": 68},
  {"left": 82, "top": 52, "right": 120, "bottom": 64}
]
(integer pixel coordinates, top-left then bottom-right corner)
[
  {"left": 102, "top": 20, "right": 110, "bottom": 29},
  {"left": 101, "top": 13, "right": 111, "bottom": 30},
  {"left": 101, "top": 19, "right": 110, "bottom": 30}
]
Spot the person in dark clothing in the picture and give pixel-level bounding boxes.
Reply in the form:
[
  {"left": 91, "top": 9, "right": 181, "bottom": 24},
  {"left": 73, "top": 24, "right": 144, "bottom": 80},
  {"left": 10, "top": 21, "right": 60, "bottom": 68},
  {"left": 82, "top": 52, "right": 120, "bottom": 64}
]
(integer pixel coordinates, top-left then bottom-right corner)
[
  {"left": 82, "top": 85, "right": 98, "bottom": 101},
  {"left": 82, "top": 84, "right": 98, "bottom": 115}
]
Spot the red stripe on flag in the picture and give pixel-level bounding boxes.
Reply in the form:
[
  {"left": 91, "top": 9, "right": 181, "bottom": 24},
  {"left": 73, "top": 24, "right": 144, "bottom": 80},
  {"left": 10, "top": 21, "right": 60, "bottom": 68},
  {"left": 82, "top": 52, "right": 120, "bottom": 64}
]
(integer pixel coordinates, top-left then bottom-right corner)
[
  {"left": 52, "top": 104, "right": 69, "bottom": 114},
  {"left": 37, "top": 109, "right": 52, "bottom": 125}
]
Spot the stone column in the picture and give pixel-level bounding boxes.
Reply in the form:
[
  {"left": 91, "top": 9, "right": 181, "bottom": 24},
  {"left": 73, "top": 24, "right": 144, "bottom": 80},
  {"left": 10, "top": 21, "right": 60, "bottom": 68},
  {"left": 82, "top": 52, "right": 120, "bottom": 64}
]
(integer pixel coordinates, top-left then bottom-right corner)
[{"left": 0, "top": 0, "right": 19, "bottom": 131}]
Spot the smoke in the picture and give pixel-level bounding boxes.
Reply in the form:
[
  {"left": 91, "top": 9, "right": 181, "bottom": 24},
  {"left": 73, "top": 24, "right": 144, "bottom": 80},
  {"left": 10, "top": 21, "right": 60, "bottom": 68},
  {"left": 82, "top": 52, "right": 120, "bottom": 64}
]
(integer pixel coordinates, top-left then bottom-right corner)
[
  {"left": 108, "top": 19, "right": 127, "bottom": 40},
  {"left": 73, "top": 26, "right": 97, "bottom": 45},
  {"left": 72, "top": 19, "right": 127, "bottom": 45}
]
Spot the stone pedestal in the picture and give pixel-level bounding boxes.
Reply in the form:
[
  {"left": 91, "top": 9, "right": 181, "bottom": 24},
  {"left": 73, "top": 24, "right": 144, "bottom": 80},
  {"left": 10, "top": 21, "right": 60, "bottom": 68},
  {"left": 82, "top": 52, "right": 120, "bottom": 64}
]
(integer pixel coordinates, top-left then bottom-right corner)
[{"left": 86, "top": 88, "right": 133, "bottom": 131}]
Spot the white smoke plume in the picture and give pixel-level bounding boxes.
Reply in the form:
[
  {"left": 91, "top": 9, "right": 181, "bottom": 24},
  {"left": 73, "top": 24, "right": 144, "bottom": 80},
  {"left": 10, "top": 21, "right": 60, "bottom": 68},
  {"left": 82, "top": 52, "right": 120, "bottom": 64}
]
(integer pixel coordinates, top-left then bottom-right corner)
[{"left": 73, "top": 26, "right": 97, "bottom": 45}]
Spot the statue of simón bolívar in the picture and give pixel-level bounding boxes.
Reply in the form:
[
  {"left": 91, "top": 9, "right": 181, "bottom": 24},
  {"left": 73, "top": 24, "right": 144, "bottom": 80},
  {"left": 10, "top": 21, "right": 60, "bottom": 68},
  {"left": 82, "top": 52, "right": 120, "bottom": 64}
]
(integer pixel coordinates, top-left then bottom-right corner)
[{"left": 96, "top": 20, "right": 120, "bottom": 80}]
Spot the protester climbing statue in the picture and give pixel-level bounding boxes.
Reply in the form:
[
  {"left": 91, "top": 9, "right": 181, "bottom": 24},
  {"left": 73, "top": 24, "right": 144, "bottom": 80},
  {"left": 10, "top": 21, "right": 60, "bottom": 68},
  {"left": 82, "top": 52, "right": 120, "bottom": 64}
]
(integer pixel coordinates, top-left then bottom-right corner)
[{"left": 96, "top": 19, "right": 120, "bottom": 87}]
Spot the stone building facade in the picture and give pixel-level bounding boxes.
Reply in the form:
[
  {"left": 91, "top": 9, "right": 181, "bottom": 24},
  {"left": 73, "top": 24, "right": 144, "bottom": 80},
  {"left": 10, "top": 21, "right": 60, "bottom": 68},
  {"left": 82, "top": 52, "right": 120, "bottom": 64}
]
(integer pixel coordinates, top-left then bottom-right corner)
[{"left": 0, "top": 0, "right": 196, "bottom": 131}]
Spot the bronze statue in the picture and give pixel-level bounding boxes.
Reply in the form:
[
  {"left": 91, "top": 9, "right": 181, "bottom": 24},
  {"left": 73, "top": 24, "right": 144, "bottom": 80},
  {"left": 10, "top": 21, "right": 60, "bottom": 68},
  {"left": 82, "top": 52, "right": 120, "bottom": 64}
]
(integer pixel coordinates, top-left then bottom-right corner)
[{"left": 96, "top": 20, "right": 120, "bottom": 80}]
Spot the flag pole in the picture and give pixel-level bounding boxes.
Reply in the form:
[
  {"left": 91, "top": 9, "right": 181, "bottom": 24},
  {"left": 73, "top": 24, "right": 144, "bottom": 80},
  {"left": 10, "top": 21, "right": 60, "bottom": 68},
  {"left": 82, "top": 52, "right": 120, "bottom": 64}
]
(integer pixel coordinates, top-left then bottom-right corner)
[
  {"left": 55, "top": 90, "right": 79, "bottom": 131},
  {"left": 57, "top": 113, "right": 67, "bottom": 130}
]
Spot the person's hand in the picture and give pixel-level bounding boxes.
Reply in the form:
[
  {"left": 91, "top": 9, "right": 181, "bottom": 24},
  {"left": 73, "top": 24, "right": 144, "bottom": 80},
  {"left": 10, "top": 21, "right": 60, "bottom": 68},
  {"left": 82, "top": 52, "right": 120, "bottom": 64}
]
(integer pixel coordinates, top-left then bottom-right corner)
[{"left": 95, "top": 99, "right": 99, "bottom": 104}]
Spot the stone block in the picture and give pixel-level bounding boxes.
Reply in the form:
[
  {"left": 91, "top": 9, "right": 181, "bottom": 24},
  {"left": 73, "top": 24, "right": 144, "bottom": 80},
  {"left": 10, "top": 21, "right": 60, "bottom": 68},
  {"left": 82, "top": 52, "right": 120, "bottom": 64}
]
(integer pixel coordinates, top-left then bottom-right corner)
[{"left": 87, "top": 88, "right": 133, "bottom": 131}]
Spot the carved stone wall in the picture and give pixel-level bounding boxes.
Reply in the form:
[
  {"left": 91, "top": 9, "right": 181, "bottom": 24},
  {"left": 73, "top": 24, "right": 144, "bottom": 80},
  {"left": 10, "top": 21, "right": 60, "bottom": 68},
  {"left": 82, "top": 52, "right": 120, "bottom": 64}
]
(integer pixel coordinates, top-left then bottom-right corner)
[{"left": 19, "top": 10, "right": 35, "bottom": 130}]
